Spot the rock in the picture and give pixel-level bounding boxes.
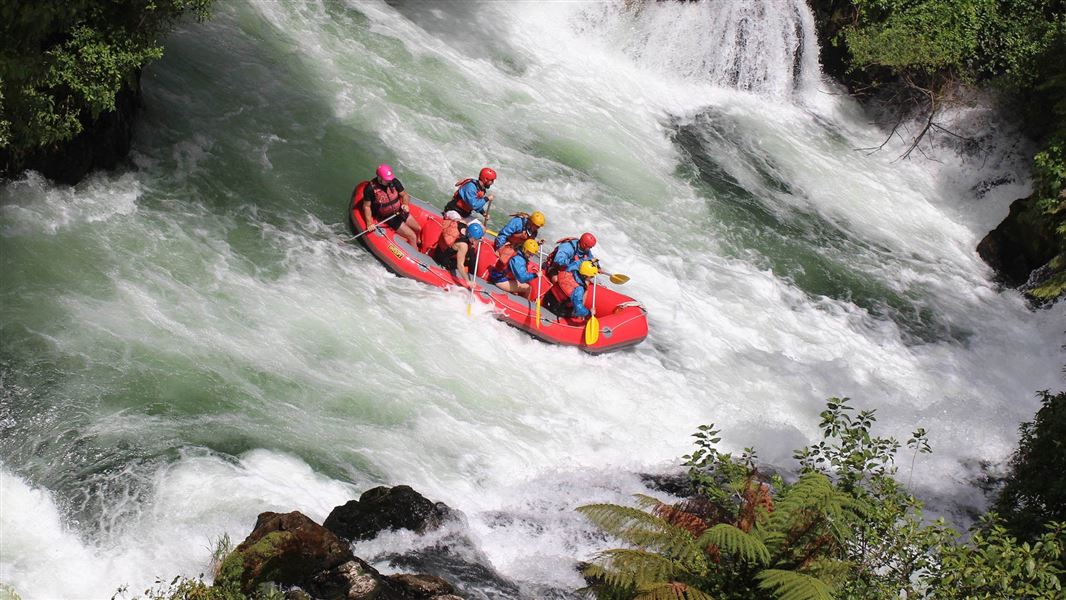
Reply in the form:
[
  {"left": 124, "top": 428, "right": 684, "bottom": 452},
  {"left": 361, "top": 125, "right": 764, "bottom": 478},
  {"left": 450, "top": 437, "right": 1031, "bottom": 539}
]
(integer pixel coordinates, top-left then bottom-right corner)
[
  {"left": 217, "top": 510, "right": 466, "bottom": 599},
  {"left": 386, "top": 574, "right": 456, "bottom": 599},
  {"left": 324, "top": 485, "right": 454, "bottom": 541},
  {"left": 977, "top": 195, "right": 1059, "bottom": 288},
  {"left": 216, "top": 511, "right": 357, "bottom": 596},
  {"left": 310, "top": 559, "right": 406, "bottom": 600}
]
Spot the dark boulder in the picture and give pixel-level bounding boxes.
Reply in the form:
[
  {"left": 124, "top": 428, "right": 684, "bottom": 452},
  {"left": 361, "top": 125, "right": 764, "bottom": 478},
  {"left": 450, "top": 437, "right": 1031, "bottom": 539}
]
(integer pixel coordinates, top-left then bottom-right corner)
[
  {"left": 324, "top": 485, "right": 454, "bottom": 541},
  {"left": 216, "top": 511, "right": 431, "bottom": 599},
  {"left": 386, "top": 574, "right": 458, "bottom": 599},
  {"left": 977, "top": 195, "right": 1061, "bottom": 289}
]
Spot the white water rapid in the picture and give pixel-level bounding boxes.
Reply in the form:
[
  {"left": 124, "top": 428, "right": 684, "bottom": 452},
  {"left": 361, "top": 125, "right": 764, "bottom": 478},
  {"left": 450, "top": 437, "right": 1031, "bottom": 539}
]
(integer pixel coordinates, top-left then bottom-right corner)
[{"left": 1, "top": 1, "right": 1063, "bottom": 598}]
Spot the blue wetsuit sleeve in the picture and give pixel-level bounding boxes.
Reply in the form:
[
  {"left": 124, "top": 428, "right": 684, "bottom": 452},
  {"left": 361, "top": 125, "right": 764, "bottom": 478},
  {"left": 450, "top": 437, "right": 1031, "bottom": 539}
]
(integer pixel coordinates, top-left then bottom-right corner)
[
  {"left": 553, "top": 242, "right": 575, "bottom": 269},
  {"left": 494, "top": 217, "right": 523, "bottom": 249},
  {"left": 458, "top": 182, "right": 487, "bottom": 214},
  {"left": 570, "top": 286, "right": 590, "bottom": 318},
  {"left": 509, "top": 255, "right": 536, "bottom": 284}
]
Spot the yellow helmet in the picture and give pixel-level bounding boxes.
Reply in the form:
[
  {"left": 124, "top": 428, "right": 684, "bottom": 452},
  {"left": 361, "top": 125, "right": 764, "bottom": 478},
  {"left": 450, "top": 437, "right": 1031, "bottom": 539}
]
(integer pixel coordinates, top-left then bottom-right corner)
[
  {"left": 522, "top": 239, "right": 540, "bottom": 255},
  {"left": 529, "top": 211, "right": 546, "bottom": 227},
  {"left": 578, "top": 260, "right": 599, "bottom": 278}
]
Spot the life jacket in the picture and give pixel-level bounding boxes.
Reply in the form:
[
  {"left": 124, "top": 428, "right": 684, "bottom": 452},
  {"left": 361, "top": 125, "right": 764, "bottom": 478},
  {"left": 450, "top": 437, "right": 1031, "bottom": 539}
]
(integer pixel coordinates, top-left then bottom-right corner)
[
  {"left": 437, "top": 219, "right": 462, "bottom": 253},
  {"left": 545, "top": 237, "right": 582, "bottom": 277},
  {"left": 489, "top": 244, "right": 518, "bottom": 280},
  {"left": 367, "top": 179, "right": 402, "bottom": 218},
  {"left": 445, "top": 178, "right": 486, "bottom": 215},
  {"left": 504, "top": 213, "right": 536, "bottom": 247},
  {"left": 435, "top": 219, "right": 478, "bottom": 265},
  {"left": 550, "top": 270, "right": 582, "bottom": 302}
]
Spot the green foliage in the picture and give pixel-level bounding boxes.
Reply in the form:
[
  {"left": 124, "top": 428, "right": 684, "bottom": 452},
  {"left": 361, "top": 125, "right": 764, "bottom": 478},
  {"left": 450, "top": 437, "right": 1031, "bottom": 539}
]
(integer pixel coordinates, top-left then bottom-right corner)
[
  {"left": 580, "top": 397, "right": 1064, "bottom": 599},
  {"left": 842, "top": 0, "right": 1065, "bottom": 83},
  {"left": 995, "top": 391, "right": 1066, "bottom": 540},
  {"left": 846, "top": 0, "right": 992, "bottom": 75},
  {"left": 931, "top": 516, "right": 1065, "bottom": 599},
  {"left": 112, "top": 574, "right": 284, "bottom": 600},
  {"left": 0, "top": 0, "right": 212, "bottom": 152},
  {"left": 756, "top": 569, "right": 833, "bottom": 600}
]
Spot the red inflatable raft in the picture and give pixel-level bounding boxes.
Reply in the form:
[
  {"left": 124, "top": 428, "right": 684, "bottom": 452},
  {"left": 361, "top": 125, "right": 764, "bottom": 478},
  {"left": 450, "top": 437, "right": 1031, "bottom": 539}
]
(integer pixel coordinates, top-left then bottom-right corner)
[{"left": 347, "top": 181, "right": 648, "bottom": 353}]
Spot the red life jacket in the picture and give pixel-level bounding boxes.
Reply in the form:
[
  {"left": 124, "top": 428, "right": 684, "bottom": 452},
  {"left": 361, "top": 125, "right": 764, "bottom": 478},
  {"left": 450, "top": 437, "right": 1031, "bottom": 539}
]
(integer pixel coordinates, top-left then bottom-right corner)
[
  {"left": 449, "top": 177, "right": 486, "bottom": 214},
  {"left": 489, "top": 244, "right": 518, "bottom": 281},
  {"left": 367, "top": 179, "right": 402, "bottom": 218},
  {"left": 550, "top": 270, "right": 581, "bottom": 301},
  {"left": 438, "top": 219, "right": 462, "bottom": 252}
]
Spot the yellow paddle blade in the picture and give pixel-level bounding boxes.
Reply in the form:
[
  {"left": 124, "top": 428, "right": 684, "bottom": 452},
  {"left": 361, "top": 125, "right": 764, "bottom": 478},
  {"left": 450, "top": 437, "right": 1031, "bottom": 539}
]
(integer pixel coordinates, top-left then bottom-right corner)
[
  {"left": 609, "top": 273, "right": 630, "bottom": 285},
  {"left": 584, "top": 315, "right": 600, "bottom": 345},
  {"left": 535, "top": 299, "right": 542, "bottom": 329}
]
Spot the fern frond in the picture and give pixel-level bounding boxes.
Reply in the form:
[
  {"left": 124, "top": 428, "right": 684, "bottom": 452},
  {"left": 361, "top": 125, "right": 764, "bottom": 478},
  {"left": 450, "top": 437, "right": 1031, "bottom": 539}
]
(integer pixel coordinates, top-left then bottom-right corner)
[
  {"left": 579, "top": 503, "right": 707, "bottom": 566},
  {"left": 591, "top": 548, "right": 687, "bottom": 588},
  {"left": 768, "top": 473, "right": 865, "bottom": 551},
  {"left": 696, "top": 523, "right": 770, "bottom": 565},
  {"left": 756, "top": 569, "right": 833, "bottom": 600},
  {"left": 634, "top": 580, "right": 717, "bottom": 600},
  {"left": 801, "top": 556, "right": 853, "bottom": 587}
]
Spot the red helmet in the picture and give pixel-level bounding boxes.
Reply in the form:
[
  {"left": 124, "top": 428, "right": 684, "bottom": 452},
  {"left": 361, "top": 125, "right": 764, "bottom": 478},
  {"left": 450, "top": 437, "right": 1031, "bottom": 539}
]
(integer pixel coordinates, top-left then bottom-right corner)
[
  {"left": 579, "top": 232, "right": 596, "bottom": 250},
  {"left": 479, "top": 167, "right": 497, "bottom": 183}
]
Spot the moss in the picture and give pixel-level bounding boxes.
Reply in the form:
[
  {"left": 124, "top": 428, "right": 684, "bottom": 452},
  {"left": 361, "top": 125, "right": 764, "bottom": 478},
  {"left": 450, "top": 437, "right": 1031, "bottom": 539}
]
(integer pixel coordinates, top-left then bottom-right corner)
[
  {"left": 1027, "top": 260, "right": 1066, "bottom": 301},
  {"left": 214, "top": 531, "right": 292, "bottom": 592}
]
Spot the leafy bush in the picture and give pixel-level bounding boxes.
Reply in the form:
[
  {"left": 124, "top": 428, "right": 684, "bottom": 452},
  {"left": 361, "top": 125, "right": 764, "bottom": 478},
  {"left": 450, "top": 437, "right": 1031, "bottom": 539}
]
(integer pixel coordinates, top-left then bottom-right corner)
[
  {"left": 995, "top": 391, "right": 1066, "bottom": 540},
  {"left": 0, "top": 1, "right": 212, "bottom": 153},
  {"left": 578, "top": 397, "right": 1064, "bottom": 600}
]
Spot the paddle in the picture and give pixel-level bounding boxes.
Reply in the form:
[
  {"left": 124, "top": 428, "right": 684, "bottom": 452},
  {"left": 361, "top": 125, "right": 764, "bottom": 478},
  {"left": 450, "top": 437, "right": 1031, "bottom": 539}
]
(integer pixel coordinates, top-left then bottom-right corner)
[
  {"left": 584, "top": 277, "right": 599, "bottom": 346},
  {"left": 345, "top": 212, "right": 399, "bottom": 242},
  {"left": 467, "top": 239, "right": 482, "bottom": 317},
  {"left": 599, "top": 270, "right": 630, "bottom": 285},
  {"left": 534, "top": 248, "right": 544, "bottom": 329}
]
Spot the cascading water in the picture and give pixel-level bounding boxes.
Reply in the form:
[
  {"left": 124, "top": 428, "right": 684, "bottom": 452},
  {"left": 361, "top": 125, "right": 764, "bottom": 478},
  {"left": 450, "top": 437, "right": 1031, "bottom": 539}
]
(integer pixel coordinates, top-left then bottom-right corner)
[{"left": 1, "top": 1, "right": 1063, "bottom": 598}]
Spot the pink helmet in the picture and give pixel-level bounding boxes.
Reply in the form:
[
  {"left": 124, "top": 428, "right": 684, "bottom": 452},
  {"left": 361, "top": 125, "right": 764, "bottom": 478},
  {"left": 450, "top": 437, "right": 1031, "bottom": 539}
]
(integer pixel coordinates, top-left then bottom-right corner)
[{"left": 376, "top": 164, "right": 395, "bottom": 182}]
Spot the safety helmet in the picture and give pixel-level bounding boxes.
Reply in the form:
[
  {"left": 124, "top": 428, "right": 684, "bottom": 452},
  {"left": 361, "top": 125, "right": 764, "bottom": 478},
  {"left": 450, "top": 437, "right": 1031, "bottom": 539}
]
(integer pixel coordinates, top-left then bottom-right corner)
[
  {"left": 578, "top": 232, "right": 596, "bottom": 250},
  {"left": 522, "top": 239, "right": 540, "bottom": 255},
  {"left": 529, "top": 211, "right": 546, "bottom": 228},
  {"left": 376, "top": 164, "right": 394, "bottom": 182},
  {"left": 479, "top": 167, "right": 497, "bottom": 183},
  {"left": 578, "top": 260, "right": 599, "bottom": 278},
  {"left": 466, "top": 222, "right": 485, "bottom": 240}
]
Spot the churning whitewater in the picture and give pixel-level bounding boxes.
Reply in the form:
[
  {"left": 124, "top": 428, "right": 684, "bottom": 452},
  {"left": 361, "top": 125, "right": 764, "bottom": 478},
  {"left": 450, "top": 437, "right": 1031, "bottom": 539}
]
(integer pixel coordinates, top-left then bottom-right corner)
[{"left": 1, "top": 1, "right": 1063, "bottom": 598}]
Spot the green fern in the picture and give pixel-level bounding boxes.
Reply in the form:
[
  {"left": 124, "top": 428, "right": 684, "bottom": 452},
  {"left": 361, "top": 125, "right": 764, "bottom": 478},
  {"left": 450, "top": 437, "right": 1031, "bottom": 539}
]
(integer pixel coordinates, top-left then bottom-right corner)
[
  {"left": 756, "top": 569, "right": 833, "bottom": 600},
  {"left": 696, "top": 523, "right": 771, "bottom": 565},
  {"left": 584, "top": 548, "right": 688, "bottom": 589},
  {"left": 578, "top": 503, "right": 707, "bottom": 567},
  {"left": 633, "top": 581, "right": 717, "bottom": 600}
]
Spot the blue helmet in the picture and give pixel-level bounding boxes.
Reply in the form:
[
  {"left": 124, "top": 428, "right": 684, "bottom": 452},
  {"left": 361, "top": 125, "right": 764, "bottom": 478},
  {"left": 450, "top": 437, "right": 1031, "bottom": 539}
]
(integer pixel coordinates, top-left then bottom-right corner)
[{"left": 466, "top": 222, "right": 484, "bottom": 240}]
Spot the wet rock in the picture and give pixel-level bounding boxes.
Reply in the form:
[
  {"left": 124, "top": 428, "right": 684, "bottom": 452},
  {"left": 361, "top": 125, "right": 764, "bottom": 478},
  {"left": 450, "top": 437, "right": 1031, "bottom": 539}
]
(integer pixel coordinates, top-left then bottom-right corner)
[
  {"left": 387, "top": 573, "right": 456, "bottom": 598},
  {"left": 977, "top": 196, "right": 1059, "bottom": 288},
  {"left": 216, "top": 511, "right": 356, "bottom": 595},
  {"left": 324, "top": 485, "right": 454, "bottom": 541}
]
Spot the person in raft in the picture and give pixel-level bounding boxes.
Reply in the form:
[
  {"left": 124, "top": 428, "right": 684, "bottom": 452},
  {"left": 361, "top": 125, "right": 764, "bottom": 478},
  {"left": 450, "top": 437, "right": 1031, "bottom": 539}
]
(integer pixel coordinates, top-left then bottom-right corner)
[
  {"left": 362, "top": 163, "right": 422, "bottom": 247},
  {"left": 493, "top": 211, "right": 545, "bottom": 253},
  {"left": 544, "top": 260, "right": 598, "bottom": 320},
  {"left": 443, "top": 167, "right": 496, "bottom": 221},
  {"left": 487, "top": 238, "right": 541, "bottom": 298},
  {"left": 433, "top": 220, "right": 485, "bottom": 288},
  {"left": 545, "top": 232, "right": 596, "bottom": 281}
]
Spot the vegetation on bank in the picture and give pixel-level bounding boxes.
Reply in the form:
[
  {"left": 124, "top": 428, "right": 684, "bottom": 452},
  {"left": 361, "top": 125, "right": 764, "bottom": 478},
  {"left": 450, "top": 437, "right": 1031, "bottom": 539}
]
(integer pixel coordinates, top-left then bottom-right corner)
[
  {"left": 812, "top": 0, "right": 1066, "bottom": 300},
  {"left": 0, "top": 1, "right": 212, "bottom": 176},
  {"left": 579, "top": 394, "right": 1066, "bottom": 600}
]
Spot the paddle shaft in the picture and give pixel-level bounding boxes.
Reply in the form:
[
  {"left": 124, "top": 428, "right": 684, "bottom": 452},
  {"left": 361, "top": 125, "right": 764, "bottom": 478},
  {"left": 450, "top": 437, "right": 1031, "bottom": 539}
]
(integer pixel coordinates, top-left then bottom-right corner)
[{"left": 346, "top": 212, "right": 400, "bottom": 242}]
